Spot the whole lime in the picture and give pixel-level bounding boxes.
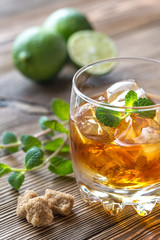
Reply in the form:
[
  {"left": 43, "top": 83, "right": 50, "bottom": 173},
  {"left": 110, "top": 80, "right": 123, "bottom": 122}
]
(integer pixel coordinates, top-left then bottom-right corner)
[
  {"left": 12, "top": 27, "right": 67, "bottom": 82},
  {"left": 43, "top": 8, "right": 92, "bottom": 41}
]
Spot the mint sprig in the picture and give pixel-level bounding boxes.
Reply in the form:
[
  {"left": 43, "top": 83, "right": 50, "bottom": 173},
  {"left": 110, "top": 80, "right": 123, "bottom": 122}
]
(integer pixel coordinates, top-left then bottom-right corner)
[
  {"left": 0, "top": 98, "right": 72, "bottom": 191},
  {"left": 96, "top": 90, "right": 156, "bottom": 127}
]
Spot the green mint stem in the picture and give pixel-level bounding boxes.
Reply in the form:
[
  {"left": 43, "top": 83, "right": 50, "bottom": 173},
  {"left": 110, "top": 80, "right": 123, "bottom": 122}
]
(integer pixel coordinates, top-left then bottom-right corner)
[
  {"left": 8, "top": 134, "right": 68, "bottom": 173},
  {"left": 120, "top": 112, "right": 129, "bottom": 120},
  {"left": 11, "top": 167, "right": 27, "bottom": 172},
  {"left": 0, "top": 141, "right": 21, "bottom": 149},
  {"left": 33, "top": 128, "right": 52, "bottom": 138},
  {"left": 28, "top": 135, "right": 68, "bottom": 172},
  {"left": 47, "top": 135, "right": 68, "bottom": 161},
  {"left": 61, "top": 119, "right": 69, "bottom": 126},
  {"left": 42, "top": 133, "right": 66, "bottom": 144}
]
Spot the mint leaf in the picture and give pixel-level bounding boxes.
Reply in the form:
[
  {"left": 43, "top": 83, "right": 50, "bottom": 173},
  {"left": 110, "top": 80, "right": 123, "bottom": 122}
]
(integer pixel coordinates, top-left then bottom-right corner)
[
  {"left": 44, "top": 139, "right": 70, "bottom": 153},
  {"left": 133, "top": 98, "right": 156, "bottom": 119},
  {"left": 43, "top": 138, "right": 64, "bottom": 152},
  {"left": 61, "top": 144, "right": 70, "bottom": 153},
  {"left": 8, "top": 172, "right": 25, "bottom": 190},
  {"left": 24, "top": 147, "right": 44, "bottom": 170},
  {"left": 44, "top": 120, "right": 68, "bottom": 134},
  {"left": 48, "top": 156, "right": 73, "bottom": 176},
  {"left": 39, "top": 116, "right": 49, "bottom": 130},
  {"left": 125, "top": 90, "right": 137, "bottom": 107},
  {"left": 51, "top": 98, "right": 69, "bottom": 120},
  {"left": 39, "top": 116, "right": 54, "bottom": 136},
  {"left": 20, "top": 135, "right": 41, "bottom": 152},
  {"left": 96, "top": 107, "right": 122, "bottom": 127},
  {"left": 0, "top": 163, "right": 11, "bottom": 177},
  {"left": 2, "top": 131, "right": 18, "bottom": 153}
]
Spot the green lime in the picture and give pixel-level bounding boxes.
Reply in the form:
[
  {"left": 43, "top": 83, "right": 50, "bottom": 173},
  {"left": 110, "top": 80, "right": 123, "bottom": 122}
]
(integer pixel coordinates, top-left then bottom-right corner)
[
  {"left": 67, "top": 30, "right": 118, "bottom": 75},
  {"left": 43, "top": 8, "right": 92, "bottom": 41},
  {"left": 12, "top": 27, "right": 67, "bottom": 82}
]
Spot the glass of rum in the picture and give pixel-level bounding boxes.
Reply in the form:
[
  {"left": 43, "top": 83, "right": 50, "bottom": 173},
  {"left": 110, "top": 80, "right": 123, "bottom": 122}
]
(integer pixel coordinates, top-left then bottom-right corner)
[{"left": 69, "top": 57, "right": 160, "bottom": 216}]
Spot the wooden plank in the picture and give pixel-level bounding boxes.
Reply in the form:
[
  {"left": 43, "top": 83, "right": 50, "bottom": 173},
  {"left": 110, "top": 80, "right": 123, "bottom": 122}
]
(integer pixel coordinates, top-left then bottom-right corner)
[
  {"left": 1, "top": 163, "right": 160, "bottom": 240},
  {"left": 0, "top": 164, "right": 152, "bottom": 240},
  {"left": 89, "top": 206, "right": 160, "bottom": 239},
  {"left": 0, "top": 63, "right": 74, "bottom": 105},
  {"left": 0, "top": 153, "right": 136, "bottom": 240}
]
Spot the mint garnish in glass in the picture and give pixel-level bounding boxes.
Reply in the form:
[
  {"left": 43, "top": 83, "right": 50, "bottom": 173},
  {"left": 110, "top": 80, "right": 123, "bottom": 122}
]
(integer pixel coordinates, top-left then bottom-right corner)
[{"left": 96, "top": 90, "right": 156, "bottom": 127}]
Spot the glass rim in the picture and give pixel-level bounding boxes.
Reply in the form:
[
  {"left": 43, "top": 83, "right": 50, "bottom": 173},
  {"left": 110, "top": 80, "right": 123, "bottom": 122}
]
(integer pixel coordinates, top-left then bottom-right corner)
[{"left": 72, "top": 56, "right": 160, "bottom": 111}]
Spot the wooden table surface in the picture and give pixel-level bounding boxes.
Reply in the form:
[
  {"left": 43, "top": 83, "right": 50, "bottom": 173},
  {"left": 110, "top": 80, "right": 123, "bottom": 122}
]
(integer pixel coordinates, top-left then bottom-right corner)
[{"left": 1, "top": 0, "right": 160, "bottom": 239}]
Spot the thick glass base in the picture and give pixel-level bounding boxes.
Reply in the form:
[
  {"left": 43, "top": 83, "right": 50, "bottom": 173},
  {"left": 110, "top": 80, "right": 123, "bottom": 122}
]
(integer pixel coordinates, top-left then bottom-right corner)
[{"left": 79, "top": 184, "right": 160, "bottom": 216}]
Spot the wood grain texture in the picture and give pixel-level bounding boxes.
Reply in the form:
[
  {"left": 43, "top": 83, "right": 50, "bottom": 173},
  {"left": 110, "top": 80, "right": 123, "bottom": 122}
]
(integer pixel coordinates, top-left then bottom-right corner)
[{"left": 1, "top": 0, "right": 160, "bottom": 239}]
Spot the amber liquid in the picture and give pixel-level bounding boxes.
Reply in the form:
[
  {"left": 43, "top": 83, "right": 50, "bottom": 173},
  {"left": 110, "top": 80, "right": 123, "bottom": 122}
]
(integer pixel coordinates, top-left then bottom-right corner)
[{"left": 70, "top": 96, "right": 160, "bottom": 189}]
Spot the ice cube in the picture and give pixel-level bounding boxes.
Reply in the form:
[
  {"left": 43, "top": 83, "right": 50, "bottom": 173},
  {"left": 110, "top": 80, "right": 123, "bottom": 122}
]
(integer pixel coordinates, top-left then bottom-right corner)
[
  {"left": 115, "top": 114, "right": 160, "bottom": 144},
  {"left": 105, "top": 79, "right": 146, "bottom": 107},
  {"left": 73, "top": 103, "right": 114, "bottom": 143}
]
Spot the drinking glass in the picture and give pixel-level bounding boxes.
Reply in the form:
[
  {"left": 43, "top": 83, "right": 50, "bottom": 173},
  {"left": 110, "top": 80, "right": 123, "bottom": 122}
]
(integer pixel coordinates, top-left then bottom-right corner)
[{"left": 69, "top": 57, "right": 160, "bottom": 216}]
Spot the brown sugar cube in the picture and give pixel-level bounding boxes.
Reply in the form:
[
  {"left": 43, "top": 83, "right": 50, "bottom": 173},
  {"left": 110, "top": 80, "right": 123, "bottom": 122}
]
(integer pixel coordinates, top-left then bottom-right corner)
[
  {"left": 16, "top": 190, "right": 38, "bottom": 218},
  {"left": 25, "top": 196, "right": 54, "bottom": 227},
  {"left": 45, "top": 189, "right": 74, "bottom": 216}
]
